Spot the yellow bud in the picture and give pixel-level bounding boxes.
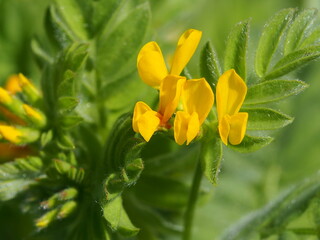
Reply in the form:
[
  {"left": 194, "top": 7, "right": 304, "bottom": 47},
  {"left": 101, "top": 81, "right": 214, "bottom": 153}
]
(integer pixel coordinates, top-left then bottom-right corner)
[
  {"left": 0, "top": 88, "right": 12, "bottom": 104},
  {"left": 0, "top": 124, "right": 22, "bottom": 144},
  {"left": 5, "top": 75, "right": 22, "bottom": 94},
  {"left": 18, "top": 73, "right": 34, "bottom": 88},
  {"left": 23, "top": 104, "right": 42, "bottom": 121},
  {"left": 35, "top": 209, "right": 58, "bottom": 229}
]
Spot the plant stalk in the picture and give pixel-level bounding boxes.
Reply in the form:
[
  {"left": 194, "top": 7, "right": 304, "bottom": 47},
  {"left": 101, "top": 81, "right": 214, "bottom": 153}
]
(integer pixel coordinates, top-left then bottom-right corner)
[{"left": 183, "top": 157, "right": 203, "bottom": 240}]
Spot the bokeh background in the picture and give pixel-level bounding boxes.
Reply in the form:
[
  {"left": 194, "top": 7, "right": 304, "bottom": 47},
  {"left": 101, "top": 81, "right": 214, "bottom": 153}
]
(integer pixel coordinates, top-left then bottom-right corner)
[{"left": 0, "top": 0, "right": 320, "bottom": 239}]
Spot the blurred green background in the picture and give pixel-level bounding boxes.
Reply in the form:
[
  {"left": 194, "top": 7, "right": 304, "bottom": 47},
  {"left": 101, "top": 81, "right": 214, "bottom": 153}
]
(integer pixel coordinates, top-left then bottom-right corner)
[{"left": 0, "top": 0, "right": 320, "bottom": 239}]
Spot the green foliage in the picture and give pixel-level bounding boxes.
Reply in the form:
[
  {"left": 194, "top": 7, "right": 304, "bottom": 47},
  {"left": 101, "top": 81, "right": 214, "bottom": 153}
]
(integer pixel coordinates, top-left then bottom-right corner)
[
  {"left": 244, "top": 80, "right": 308, "bottom": 105},
  {"left": 201, "top": 132, "right": 222, "bottom": 185},
  {"left": 265, "top": 46, "right": 320, "bottom": 80},
  {"left": 229, "top": 135, "right": 274, "bottom": 153},
  {"left": 243, "top": 108, "right": 293, "bottom": 130},
  {"left": 224, "top": 20, "right": 249, "bottom": 80},
  {"left": 255, "top": 8, "right": 295, "bottom": 77},
  {"left": 103, "top": 197, "right": 139, "bottom": 237},
  {"left": 200, "top": 41, "right": 221, "bottom": 90},
  {"left": 96, "top": 2, "right": 151, "bottom": 83},
  {"left": 0, "top": 157, "right": 43, "bottom": 201},
  {"left": 284, "top": 9, "right": 318, "bottom": 55},
  {"left": 221, "top": 173, "right": 320, "bottom": 240}
]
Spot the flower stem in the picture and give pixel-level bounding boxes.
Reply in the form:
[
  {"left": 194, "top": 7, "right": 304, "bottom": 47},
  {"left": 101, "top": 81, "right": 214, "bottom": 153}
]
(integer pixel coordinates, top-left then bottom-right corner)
[{"left": 183, "top": 156, "right": 203, "bottom": 240}]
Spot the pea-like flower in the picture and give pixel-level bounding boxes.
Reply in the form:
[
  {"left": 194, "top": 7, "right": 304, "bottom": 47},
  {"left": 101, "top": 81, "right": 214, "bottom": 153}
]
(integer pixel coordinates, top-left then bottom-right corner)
[
  {"left": 133, "top": 29, "right": 213, "bottom": 144},
  {"left": 133, "top": 75, "right": 186, "bottom": 142},
  {"left": 137, "top": 29, "right": 202, "bottom": 88},
  {"left": 174, "top": 78, "right": 214, "bottom": 145},
  {"left": 216, "top": 69, "right": 248, "bottom": 145}
]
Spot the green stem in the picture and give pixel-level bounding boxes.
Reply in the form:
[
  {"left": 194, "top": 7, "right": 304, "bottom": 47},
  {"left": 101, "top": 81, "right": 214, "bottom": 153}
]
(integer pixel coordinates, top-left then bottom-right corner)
[{"left": 183, "top": 157, "right": 203, "bottom": 240}]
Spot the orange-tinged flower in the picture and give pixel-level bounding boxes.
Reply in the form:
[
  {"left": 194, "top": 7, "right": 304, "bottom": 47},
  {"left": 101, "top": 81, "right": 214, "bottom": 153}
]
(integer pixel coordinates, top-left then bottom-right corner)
[
  {"left": 137, "top": 29, "right": 202, "bottom": 88},
  {"left": 5, "top": 75, "right": 22, "bottom": 94},
  {"left": 132, "top": 75, "right": 186, "bottom": 142},
  {"left": 216, "top": 69, "right": 248, "bottom": 145}
]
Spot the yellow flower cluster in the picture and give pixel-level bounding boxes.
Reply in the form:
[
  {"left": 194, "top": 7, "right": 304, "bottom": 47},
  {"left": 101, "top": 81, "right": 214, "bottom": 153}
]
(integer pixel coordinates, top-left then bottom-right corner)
[
  {"left": 0, "top": 74, "right": 46, "bottom": 146},
  {"left": 133, "top": 29, "right": 248, "bottom": 146}
]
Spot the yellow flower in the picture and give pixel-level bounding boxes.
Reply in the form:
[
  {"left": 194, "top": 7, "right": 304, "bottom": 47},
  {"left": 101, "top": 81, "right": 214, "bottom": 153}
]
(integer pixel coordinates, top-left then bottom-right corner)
[
  {"left": 133, "top": 29, "right": 212, "bottom": 144},
  {"left": 216, "top": 69, "right": 248, "bottom": 145},
  {"left": 133, "top": 75, "right": 186, "bottom": 142},
  {"left": 0, "top": 124, "right": 23, "bottom": 144},
  {"left": 0, "top": 87, "right": 13, "bottom": 104},
  {"left": 5, "top": 75, "right": 22, "bottom": 94},
  {"left": 174, "top": 78, "right": 214, "bottom": 145},
  {"left": 137, "top": 29, "right": 202, "bottom": 88}
]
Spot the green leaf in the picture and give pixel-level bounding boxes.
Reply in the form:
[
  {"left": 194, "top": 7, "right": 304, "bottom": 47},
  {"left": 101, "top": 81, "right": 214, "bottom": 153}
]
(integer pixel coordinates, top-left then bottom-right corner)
[
  {"left": 255, "top": 8, "right": 295, "bottom": 77},
  {"left": 91, "top": 0, "right": 124, "bottom": 35},
  {"left": 125, "top": 195, "right": 183, "bottom": 235},
  {"left": 42, "top": 43, "right": 87, "bottom": 114},
  {"left": 201, "top": 133, "right": 223, "bottom": 185},
  {"left": 104, "top": 173, "right": 126, "bottom": 202},
  {"left": 0, "top": 157, "right": 43, "bottom": 201},
  {"left": 31, "top": 38, "right": 54, "bottom": 65},
  {"left": 54, "top": 0, "right": 88, "bottom": 40},
  {"left": 60, "top": 114, "right": 83, "bottom": 128},
  {"left": 244, "top": 79, "right": 308, "bottom": 105},
  {"left": 58, "top": 96, "right": 79, "bottom": 113},
  {"left": 45, "top": 6, "right": 74, "bottom": 48},
  {"left": 104, "top": 113, "right": 145, "bottom": 173},
  {"left": 103, "top": 197, "right": 139, "bottom": 237},
  {"left": 134, "top": 174, "right": 208, "bottom": 211},
  {"left": 143, "top": 141, "right": 201, "bottom": 175},
  {"left": 40, "top": 130, "right": 53, "bottom": 147},
  {"left": 224, "top": 19, "right": 249, "bottom": 80},
  {"left": 299, "top": 28, "right": 320, "bottom": 48},
  {"left": 221, "top": 173, "right": 320, "bottom": 240},
  {"left": 96, "top": 2, "right": 150, "bottom": 83},
  {"left": 284, "top": 9, "right": 317, "bottom": 55},
  {"left": 200, "top": 41, "right": 221, "bottom": 89},
  {"left": 265, "top": 46, "right": 320, "bottom": 80},
  {"left": 62, "top": 43, "right": 88, "bottom": 73},
  {"left": 242, "top": 108, "right": 293, "bottom": 130},
  {"left": 229, "top": 135, "right": 273, "bottom": 153},
  {"left": 101, "top": 72, "right": 149, "bottom": 111},
  {"left": 57, "top": 133, "right": 75, "bottom": 150}
]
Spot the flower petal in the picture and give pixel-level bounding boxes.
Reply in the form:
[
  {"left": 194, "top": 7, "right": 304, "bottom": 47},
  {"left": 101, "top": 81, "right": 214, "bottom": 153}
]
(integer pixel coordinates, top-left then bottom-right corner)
[
  {"left": 186, "top": 112, "right": 200, "bottom": 145},
  {"left": 0, "top": 124, "right": 22, "bottom": 144},
  {"left": 5, "top": 75, "right": 22, "bottom": 94},
  {"left": 158, "top": 75, "right": 186, "bottom": 123},
  {"left": 182, "top": 78, "right": 214, "bottom": 124},
  {"left": 218, "top": 114, "right": 231, "bottom": 145},
  {"left": 174, "top": 111, "right": 199, "bottom": 145},
  {"left": 216, "top": 69, "right": 247, "bottom": 121},
  {"left": 228, "top": 112, "right": 248, "bottom": 145},
  {"left": 174, "top": 111, "right": 189, "bottom": 145},
  {"left": 132, "top": 101, "right": 160, "bottom": 142},
  {"left": 137, "top": 41, "right": 168, "bottom": 88},
  {"left": 170, "top": 29, "right": 202, "bottom": 75},
  {"left": 0, "top": 87, "right": 12, "bottom": 104}
]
